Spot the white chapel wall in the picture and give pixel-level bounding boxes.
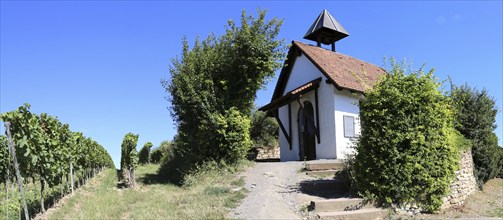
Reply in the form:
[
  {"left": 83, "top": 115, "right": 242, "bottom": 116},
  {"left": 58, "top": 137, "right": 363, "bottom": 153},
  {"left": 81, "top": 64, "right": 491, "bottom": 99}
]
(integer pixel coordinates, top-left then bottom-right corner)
[
  {"left": 333, "top": 89, "right": 361, "bottom": 159},
  {"left": 279, "top": 53, "right": 336, "bottom": 161}
]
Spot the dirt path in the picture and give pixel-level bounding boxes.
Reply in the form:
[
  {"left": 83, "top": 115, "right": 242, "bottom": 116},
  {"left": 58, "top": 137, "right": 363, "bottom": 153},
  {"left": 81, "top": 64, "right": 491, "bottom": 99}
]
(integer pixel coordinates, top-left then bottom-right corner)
[{"left": 228, "top": 161, "right": 306, "bottom": 220}]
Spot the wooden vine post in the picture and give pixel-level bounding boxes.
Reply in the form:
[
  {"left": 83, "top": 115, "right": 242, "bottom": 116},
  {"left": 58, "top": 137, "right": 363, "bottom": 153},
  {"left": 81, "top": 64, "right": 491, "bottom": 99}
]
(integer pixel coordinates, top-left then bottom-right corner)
[
  {"left": 70, "top": 162, "right": 74, "bottom": 194},
  {"left": 5, "top": 140, "right": 10, "bottom": 220},
  {"left": 4, "top": 122, "right": 30, "bottom": 220}
]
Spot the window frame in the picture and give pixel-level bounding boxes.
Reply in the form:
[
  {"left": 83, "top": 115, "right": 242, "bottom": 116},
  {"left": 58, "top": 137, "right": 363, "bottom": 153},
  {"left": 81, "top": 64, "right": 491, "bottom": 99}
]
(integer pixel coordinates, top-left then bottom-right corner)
[{"left": 343, "top": 115, "right": 355, "bottom": 138}]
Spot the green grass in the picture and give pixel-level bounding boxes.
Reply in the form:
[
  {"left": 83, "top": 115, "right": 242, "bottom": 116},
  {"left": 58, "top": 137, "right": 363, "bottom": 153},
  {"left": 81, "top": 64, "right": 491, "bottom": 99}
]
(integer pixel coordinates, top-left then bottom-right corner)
[
  {"left": 491, "top": 207, "right": 503, "bottom": 218},
  {"left": 46, "top": 163, "right": 249, "bottom": 219},
  {"left": 1, "top": 173, "right": 84, "bottom": 220}
]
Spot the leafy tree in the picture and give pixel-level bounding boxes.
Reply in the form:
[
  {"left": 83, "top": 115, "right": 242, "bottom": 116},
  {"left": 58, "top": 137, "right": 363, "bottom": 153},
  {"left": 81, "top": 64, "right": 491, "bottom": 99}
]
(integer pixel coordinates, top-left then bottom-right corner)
[
  {"left": 138, "top": 142, "right": 153, "bottom": 164},
  {"left": 120, "top": 133, "right": 139, "bottom": 188},
  {"left": 250, "top": 109, "right": 279, "bottom": 149},
  {"left": 352, "top": 61, "right": 459, "bottom": 212},
  {"left": 450, "top": 84, "right": 501, "bottom": 186},
  {"left": 498, "top": 146, "right": 503, "bottom": 178},
  {"left": 160, "top": 9, "right": 285, "bottom": 183},
  {"left": 150, "top": 140, "right": 171, "bottom": 163}
]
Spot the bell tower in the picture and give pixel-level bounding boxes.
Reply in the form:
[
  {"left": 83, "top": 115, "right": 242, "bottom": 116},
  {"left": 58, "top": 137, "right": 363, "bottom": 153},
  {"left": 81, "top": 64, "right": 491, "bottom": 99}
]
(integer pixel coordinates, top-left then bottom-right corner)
[{"left": 304, "top": 9, "right": 349, "bottom": 51}]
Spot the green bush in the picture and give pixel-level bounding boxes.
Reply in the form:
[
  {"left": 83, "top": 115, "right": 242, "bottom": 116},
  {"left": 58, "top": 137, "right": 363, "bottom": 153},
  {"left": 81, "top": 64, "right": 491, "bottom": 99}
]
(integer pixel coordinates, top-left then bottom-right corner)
[
  {"left": 471, "top": 132, "right": 501, "bottom": 186},
  {"left": 207, "top": 108, "right": 252, "bottom": 164},
  {"left": 451, "top": 129, "right": 473, "bottom": 152},
  {"left": 498, "top": 147, "right": 503, "bottom": 178},
  {"left": 157, "top": 143, "right": 186, "bottom": 184},
  {"left": 353, "top": 60, "right": 458, "bottom": 212},
  {"left": 138, "top": 142, "right": 153, "bottom": 164},
  {"left": 150, "top": 140, "right": 172, "bottom": 164},
  {"left": 449, "top": 84, "right": 501, "bottom": 186},
  {"left": 159, "top": 108, "right": 252, "bottom": 184}
]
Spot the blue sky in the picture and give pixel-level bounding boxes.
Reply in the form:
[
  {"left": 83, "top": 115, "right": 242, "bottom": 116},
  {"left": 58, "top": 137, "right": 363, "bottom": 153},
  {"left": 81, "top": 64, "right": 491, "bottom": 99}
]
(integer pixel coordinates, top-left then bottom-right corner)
[{"left": 1, "top": 1, "right": 502, "bottom": 167}]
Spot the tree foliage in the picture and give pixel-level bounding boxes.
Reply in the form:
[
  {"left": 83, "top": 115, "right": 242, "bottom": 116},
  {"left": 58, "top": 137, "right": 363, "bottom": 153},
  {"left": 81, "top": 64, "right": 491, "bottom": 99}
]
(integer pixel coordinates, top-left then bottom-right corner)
[
  {"left": 250, "top": 109, "right": 279, "bottom": 149},
  {"left": 138, "top": 142, "right": 153, "bottom": 164},
  {"left": 160, "top": 9, "right": 285, "bottom": 183},
  {"left": 150, "top": 140, "right": 171, "bottom": 164},
  {"left": 449, "top": 84, "right": 501, "bottom": 186},
  {"left": 352, "top": 61, "right": 459, "bottom": 212},
  {"left": 498, "top": 147, "right": 503, "bottom": 178}
]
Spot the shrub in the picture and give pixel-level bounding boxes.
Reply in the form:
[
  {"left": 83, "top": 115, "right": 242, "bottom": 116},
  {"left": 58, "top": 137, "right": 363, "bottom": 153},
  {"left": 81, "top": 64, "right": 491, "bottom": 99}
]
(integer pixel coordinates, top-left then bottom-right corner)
[
  {"left": 159, "top": 108, "right": 252, "bottom": 184},
  {"left": 208, "top": 108, "right": 252, "bottom": 164},
  {"left": 449, "top": 84, "right": 501, "bottom": 186},
  {"left": 150, "top": 140, "right": 172, "bottom": 164},
  {"left": 138, "top": 142, "right": 153, "bottom": 164},
  {"left": 498, "top": 147, "right": 503, "bottom": 178},
  {"left": 353, "top": 60, "right": 458, "bottom": 212}
]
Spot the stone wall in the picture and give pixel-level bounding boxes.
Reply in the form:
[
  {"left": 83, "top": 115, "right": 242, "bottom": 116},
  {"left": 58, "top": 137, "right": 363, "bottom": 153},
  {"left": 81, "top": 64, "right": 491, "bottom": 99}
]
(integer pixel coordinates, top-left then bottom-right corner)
[
  {"left": 441, "top": 150, "right": 478, "bottom": 209},
  {"left": 255, "top": 145, "right": 280, "bottom": 160}
]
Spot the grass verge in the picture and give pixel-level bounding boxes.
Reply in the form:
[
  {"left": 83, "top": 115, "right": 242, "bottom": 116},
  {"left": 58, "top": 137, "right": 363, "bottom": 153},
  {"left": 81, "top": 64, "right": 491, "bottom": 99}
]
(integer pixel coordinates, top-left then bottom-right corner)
[{"left": 46, "top": 162, "right": 251, "bottom": 219}]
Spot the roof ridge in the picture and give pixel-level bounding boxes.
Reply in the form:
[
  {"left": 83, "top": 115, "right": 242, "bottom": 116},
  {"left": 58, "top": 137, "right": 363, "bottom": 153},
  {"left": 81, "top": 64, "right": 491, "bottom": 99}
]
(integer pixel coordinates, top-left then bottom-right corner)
[{"left": 292, "top": 40, "right": 383, "bottom": 70}]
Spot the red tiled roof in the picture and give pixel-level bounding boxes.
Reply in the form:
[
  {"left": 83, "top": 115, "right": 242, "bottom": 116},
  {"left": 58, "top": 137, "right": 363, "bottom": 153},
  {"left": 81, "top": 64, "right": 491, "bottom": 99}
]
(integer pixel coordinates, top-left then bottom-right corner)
[
  {"left": 271, "top": 41, "right": 385, "bottom": 101},
  {"left": 294, "top": 41, "right": 385, "bottom": 92}
]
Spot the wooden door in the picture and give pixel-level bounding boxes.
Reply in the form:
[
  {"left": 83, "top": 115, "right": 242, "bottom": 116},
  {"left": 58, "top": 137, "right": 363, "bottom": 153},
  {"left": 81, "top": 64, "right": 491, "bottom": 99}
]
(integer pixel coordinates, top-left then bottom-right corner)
[{"left": 298, "top": 101, "right": 316, "bottom": 160}]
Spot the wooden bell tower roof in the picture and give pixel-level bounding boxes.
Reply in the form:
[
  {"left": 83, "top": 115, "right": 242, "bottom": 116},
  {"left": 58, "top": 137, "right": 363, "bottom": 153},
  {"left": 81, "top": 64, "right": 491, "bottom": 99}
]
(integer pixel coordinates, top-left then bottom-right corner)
[{"left": 303, "top": 9, "right": 349, "bottom": 51}]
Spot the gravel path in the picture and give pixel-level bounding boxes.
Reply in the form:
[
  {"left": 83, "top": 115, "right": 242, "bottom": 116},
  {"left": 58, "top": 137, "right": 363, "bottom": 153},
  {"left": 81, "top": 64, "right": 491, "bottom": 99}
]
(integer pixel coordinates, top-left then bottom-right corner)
[{"left": 228, "top": 161, "right": 307, "bottom": 220}]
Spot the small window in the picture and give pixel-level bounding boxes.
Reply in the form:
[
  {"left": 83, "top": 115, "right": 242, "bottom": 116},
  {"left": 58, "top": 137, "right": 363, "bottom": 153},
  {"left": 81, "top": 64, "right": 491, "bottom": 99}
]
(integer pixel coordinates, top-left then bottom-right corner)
[{"left": 343, "top": 115, "right": 355, "bottom": 138}]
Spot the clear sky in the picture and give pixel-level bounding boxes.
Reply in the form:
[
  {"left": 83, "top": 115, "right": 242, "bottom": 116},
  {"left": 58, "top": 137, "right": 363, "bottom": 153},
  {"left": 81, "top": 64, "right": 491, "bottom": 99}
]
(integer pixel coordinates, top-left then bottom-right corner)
[{"left": 1, "top": 1, "right": 502, "bottom": 168}]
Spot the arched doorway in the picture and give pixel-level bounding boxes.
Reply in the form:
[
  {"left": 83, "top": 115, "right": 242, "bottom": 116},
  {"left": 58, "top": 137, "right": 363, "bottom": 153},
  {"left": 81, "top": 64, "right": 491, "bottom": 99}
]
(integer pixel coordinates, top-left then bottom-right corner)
[{"left": 298, "top": 101, "right": 316, "bottom": 160}]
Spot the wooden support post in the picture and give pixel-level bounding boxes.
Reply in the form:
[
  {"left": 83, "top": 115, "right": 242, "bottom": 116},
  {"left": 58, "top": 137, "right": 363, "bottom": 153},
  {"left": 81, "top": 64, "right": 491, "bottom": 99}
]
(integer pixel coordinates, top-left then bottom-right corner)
[
  {"left": 70, "top": 162, "right": 74, "bottom": 194},
  {"left": 315, "top": 88, "right": 321, "bottom": 143},
  {"left": 130, "top": 168, "right": 136, "bottom": 188},
  {"left": 4, "top": 181, "right": 7, "bottom": 220},
  {"left": 40, "top": 176, "right": 46, "bottom": 213},
  {"left": 4, "top": 122, "right": 30, "bottom": 220},
  {"left": 288, "top": 103, "right": 292, "bottom": 150},
  {"left": 272, "top": 110, "right": 291, "bottom": 147},
  {"left": 65, "top": 172, "right": 69, "bottom": 194},
  {"left": 5, "top": 150, "right": 9, "bottom": 220},
  {"left": 297, "top": 98, "right": 303, "bottom": 108}
]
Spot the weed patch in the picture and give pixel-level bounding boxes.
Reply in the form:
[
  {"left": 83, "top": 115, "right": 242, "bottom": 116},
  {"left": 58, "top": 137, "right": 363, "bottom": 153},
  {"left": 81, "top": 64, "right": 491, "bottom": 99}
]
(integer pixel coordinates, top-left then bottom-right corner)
[{"left": 204, "top": 186, "right": 230, "bottom": 195}]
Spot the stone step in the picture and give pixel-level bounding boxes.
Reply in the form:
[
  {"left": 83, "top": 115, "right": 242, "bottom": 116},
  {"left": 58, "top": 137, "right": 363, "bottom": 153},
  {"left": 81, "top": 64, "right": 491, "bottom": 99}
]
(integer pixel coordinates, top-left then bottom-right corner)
[
  {"left": 300, "top": 179, "right": 348, "bottom": 194},
  {"left": 317, "top": 208, "right": 388, "bottom": 220},
  {"left": 305, "top": 169, "right": 340, "bottom": 177},
  {"left": 310, "top": 198, "right": 366, "bottom": 212},
  {"left": 305, "top": 161, "right": 345, "bottom": 171}
]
